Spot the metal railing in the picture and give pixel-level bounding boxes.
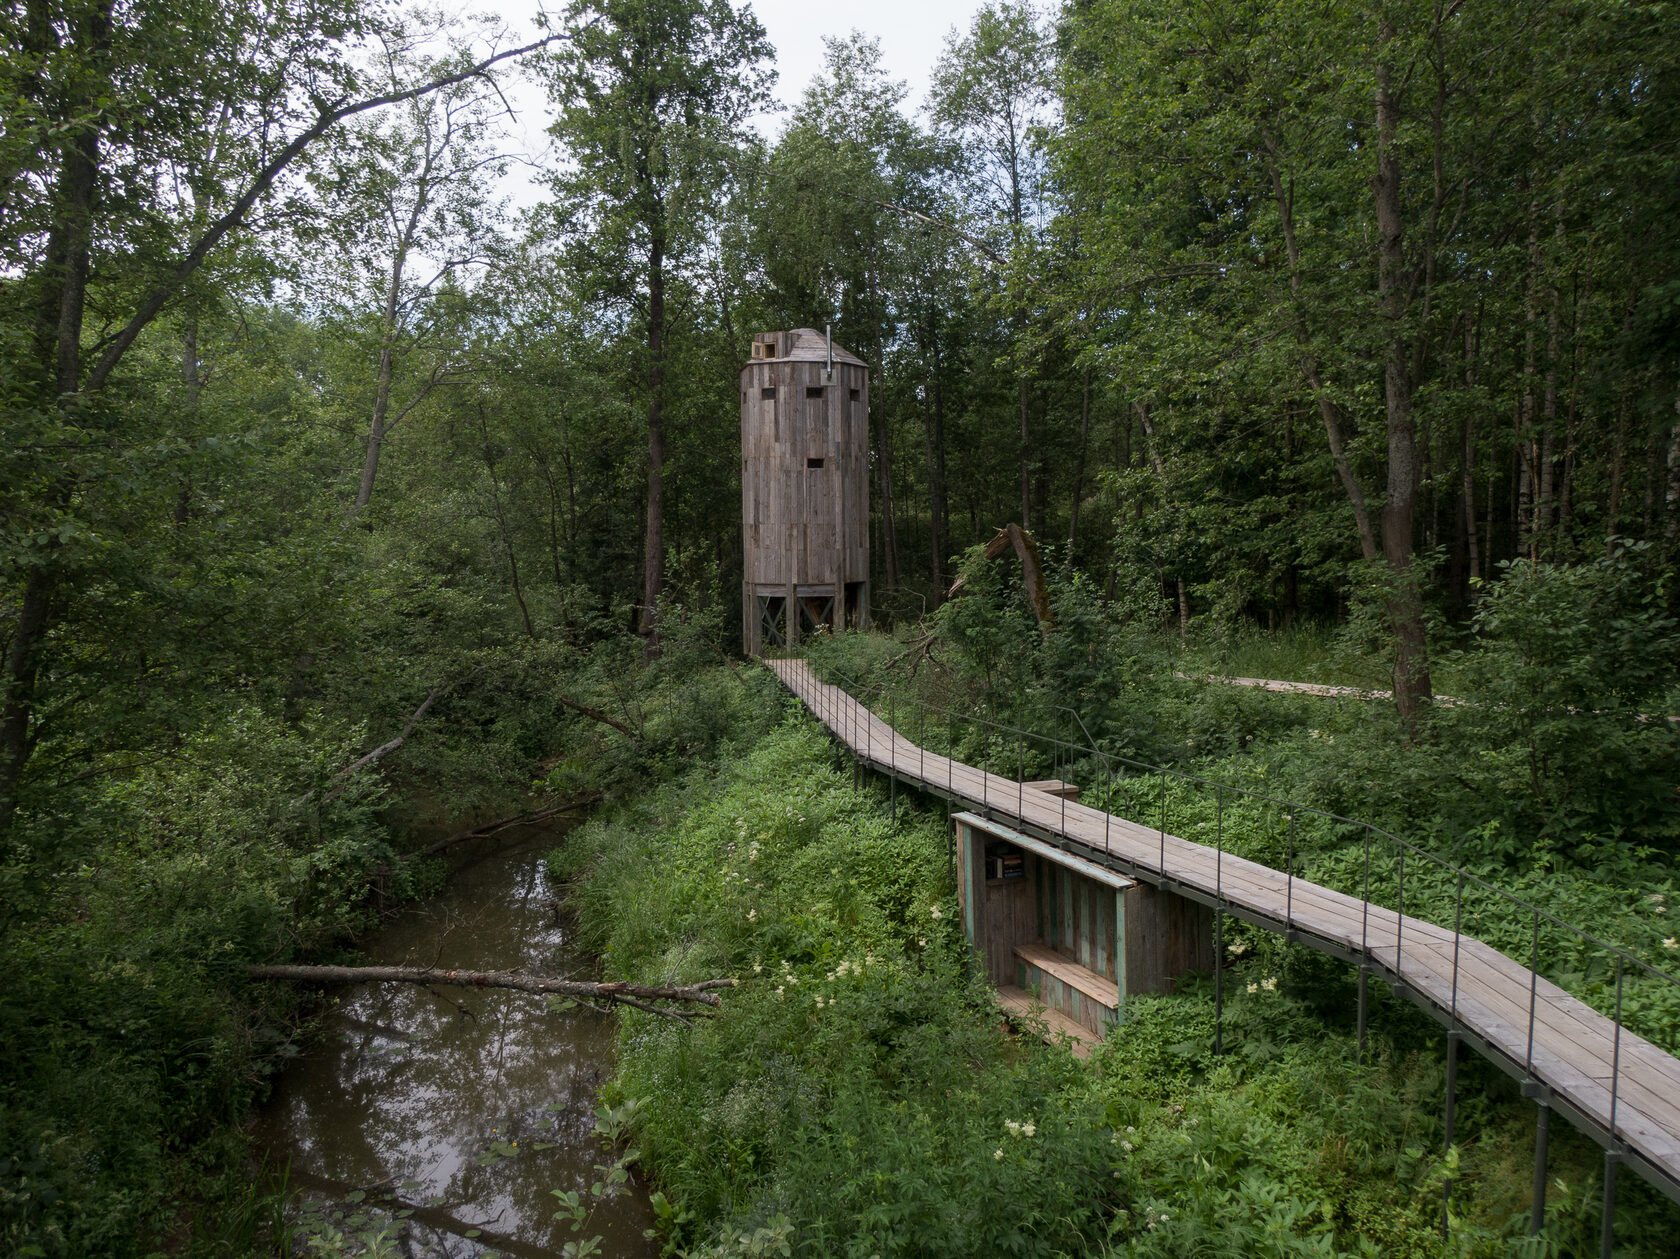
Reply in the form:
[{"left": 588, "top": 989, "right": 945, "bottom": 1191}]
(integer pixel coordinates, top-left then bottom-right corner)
[{"left": 769, "top": 653, "right": 1680, "bottom": 1242}]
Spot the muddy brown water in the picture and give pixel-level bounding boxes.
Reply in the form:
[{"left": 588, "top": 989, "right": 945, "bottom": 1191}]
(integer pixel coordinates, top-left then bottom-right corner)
[{"left": 256, "top": 825, "right": 657, "bottom": 1258}]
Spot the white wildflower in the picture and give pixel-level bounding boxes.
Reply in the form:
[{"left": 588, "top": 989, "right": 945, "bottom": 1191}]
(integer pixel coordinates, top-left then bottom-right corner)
[
  {"left": 747, "top": 909, "right": 757, "bottom": 922},
  {"left": 1663, "top": 938, "right": 1678, "bottom": 950},
  {"left": 1005, "top": 1120, "right": 1021, "bottom": 1137},
  {"left": 930, "top": 904, "right": 944, "bottom": 920},
  {"left": 994, "top": 1148, "right": 1004, "bottom": 1161},
  {"left": 1022, "top": 1123, "right": 1036, "bottom": 1138},
  {"left": 1122, "top": 1140, "right": 1134, "bottom": 1152},
  {"left": 752, "top": 961, "right": 762, "bottom": 974},
  {"left": 1261, "top": 976, "right": 1277, "bottom": 992},
  {"left": 1246, "top": 982, "right": 1259, "bottom": 995}
]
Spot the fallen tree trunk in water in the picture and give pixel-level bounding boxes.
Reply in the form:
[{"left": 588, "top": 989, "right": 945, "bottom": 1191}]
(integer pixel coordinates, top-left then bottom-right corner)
[{"left": 249, "top": 964, "right": 734, "bottom": 1023}]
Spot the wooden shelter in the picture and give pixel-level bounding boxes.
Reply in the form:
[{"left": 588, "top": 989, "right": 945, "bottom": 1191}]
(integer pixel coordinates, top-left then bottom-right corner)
[
  {"left": 741, "top": 328, "right": 870, "bottom": 654},
  {"left": 954, "top": 808, "right": 1215, "bottom": 1054}
]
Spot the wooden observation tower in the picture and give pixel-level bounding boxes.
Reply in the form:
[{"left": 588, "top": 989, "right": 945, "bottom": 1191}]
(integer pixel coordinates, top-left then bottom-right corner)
[{"left": 741, "top": 328, "right": 870, "bottom": 654}]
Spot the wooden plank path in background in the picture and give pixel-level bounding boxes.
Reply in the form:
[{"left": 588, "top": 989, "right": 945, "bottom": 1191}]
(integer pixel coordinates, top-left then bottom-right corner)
[{"left": 768, "top": 658, "right": 1680, "bottom": 1201}]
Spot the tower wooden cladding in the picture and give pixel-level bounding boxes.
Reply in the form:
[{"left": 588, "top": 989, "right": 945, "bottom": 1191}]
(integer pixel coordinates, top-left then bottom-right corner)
[{"left": 741, "top": 328, "right": 870, "bottom": 654}]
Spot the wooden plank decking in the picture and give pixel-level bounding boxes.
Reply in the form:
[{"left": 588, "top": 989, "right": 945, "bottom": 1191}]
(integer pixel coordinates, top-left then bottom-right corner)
[{"left": 767, "top": 657, "right": 1680, "bottom": 1201}]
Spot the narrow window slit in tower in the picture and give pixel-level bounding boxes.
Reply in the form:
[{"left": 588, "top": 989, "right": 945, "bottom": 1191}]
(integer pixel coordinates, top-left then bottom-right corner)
[
  {"left": 807, "top": 457, "right": 825, "bottom": 469},
  {"left": 761, "top": 386, "right": 776, "bottom": 400},
  {"left": 806, "top": 386, "right": 825, "bottom": 399},
  {"left": 848, "top": 388, "right": 860, "bottom": 402}
]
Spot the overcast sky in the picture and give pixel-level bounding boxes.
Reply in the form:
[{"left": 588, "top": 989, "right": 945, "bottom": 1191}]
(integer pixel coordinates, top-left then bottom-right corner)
[{"left": 469, "top": 0, "right": 991, "bottom": 206}]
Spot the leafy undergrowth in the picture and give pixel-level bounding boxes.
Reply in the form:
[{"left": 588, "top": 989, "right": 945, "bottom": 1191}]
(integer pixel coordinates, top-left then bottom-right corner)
[{"left": 560, "top": 712, "right": 1680, "bottom": 1256}]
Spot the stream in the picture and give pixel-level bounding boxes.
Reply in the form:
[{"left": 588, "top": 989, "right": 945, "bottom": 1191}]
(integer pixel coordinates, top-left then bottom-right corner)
[{"left": 256, "top": 824, "right": 658, "bottom": 1258}]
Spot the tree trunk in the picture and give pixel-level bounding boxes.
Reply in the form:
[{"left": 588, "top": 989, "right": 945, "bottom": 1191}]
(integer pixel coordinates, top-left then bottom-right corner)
[
  {"left": 354, "top": 231, "right": 413, "bottom": 515},
  {"left": 868, "top": 265, "right": 898, "bottom": 590},
  {"left": 478, "top": 408, "right": 535, "bottom": 639},
  {"left": 1518, "top": 198, "right": 1540, "bottom": 557},
  {"left": 1665, "top": 410, "right": 1680, "bottom": 551},
  {"left": 1460, "top": 313, "right": 1480, "bottom": 589},
  {"left": 1537, "top": 202, "right": 1563, "bottom": 551},
  {"left": 0, "top": 2, "right": 106, "bottom": 831},
  {"left": 174, "top": 317, "right": 200, "bottom": 526},
  {"left": 924, "top": 373, "right": 948, "bottom": 594},
  {"left": 1068, "top": 365, "right": 1091, "bottom": 551},
  {"left": 1608, "top": 388, "right": 1628, "bottom": 556},
  {"left": 248, "top": 964, "right": 733, "bottom": 1023},
  {"left": 641, "top": 231, "right": 666, "bottom": 653},
  {"left": 1269, "top": 160, "right": 1379, "bottom": 561},
  {"left": 1018, "top": 369, "right": 1032, "bottom": 531},
  {"left": 1374, "top": 23, "right": 1433, "bottom": 729},
  {"left": 1460, "top": 411, "right": 1479, "bottom": 587}
]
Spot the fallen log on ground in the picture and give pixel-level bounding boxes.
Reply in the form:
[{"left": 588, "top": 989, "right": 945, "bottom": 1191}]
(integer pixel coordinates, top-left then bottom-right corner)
[{"left": 248, "top": 964, "right": 734, "bottom": 1023}]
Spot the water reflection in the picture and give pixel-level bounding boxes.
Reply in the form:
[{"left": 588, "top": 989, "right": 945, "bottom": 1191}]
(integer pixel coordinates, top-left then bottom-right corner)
[{"left": 258, "top": 829, "right": 656, "bottom": 1257}]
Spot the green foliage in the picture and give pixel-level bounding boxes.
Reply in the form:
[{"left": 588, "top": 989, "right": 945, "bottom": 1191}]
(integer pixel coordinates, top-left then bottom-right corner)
[
  {"left": 561, "top": 718, "right": 1123, "bottom": 1255},
  {"left": 565, "top": 705, "right": 1680, "bottom": 1255}
]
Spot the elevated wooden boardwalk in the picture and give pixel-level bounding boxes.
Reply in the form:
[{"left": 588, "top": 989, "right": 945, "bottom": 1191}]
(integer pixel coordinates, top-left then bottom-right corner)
[{"left": 767, "top": 658, "right": 1680, "bottom": 1208}]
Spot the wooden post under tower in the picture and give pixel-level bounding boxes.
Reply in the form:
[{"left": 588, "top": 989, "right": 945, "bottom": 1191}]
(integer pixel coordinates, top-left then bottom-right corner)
[{"left": 741, "top": 328, "right": 870, "bottom": 654}]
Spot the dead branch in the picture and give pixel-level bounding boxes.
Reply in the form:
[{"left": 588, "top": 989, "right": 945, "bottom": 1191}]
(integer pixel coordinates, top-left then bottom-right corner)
[
  {"left": 318, "top": 664, "right": 490, "bottom": 801},
  {"left": 945, "top": 524, "right": 1055, "bottom": 636},
  {"left": 323, "top": 688, "right": 440, "bottom": 797},
  {"left": 83, "top": 33, "right": 573, "bottom": 396},
  {"left": 555, "top": 693, "right": 637, "bottom": 737},
  {"left": 883, "top": 632, "right": 942, "bottom": 677},
  {"left": 413, "top": 796, "right": 601, "bottom": 859},
  {"left": 248, "top": 964, "right": 734, "bottom": 1024}
]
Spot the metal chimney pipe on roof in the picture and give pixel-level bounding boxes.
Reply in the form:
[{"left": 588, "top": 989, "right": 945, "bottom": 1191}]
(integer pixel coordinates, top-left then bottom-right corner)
[{"left": 825, "top": 324, "right": 833, "bottom": 380}]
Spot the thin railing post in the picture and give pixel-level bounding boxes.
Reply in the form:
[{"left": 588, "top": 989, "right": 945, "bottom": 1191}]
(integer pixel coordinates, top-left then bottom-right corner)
[
  {"left": 1361, "top": 827, "right": 1371, "bottom": 959},
  {"left": 1017, "top": 732, "right": 1024, "bottom": 820},
  {"left": 1450, "top": 870, "right": 1465, "bottom": 1022},
  {"left": 1396, "top": 839, "right": 1405, "bottom": 989},
  {"left": 1158, "top": 785, "right": 1167, "bottom": 878},
  {"left": 1526, "top": 908, "right": 1541, "bottom": 1073},
  {"left": 1060, "top": 738, "right": 1068, "bottom": 835},
  {"left": 1215, "top": 786, "right": 1225, "bottom": 1056},
  {"left": 1357, "top": 826, "right": 1372, "bottom": 1066},
  {"left": 1103, "top": 755, "right": 1111, "bottom": 853},
  {"left": 1609, "top": 953, "right": 1625, "bottom": 1141},
  {"left": 889, "top": 692, "right": 897, "bottom": 824},
  {"left": 947, "top": 712, "right": 954, "bottom": 832},
  {"left": 1285, "top": 812, "right": 1295, "bottom": 933}
]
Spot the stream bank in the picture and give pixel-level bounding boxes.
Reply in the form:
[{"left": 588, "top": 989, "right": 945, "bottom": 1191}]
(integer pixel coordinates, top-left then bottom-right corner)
[{"left": 255, "top": 824, "right": 656, "bottom": 1258}]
